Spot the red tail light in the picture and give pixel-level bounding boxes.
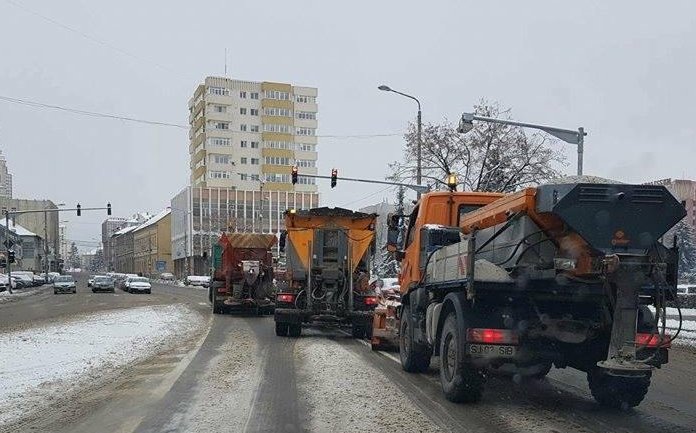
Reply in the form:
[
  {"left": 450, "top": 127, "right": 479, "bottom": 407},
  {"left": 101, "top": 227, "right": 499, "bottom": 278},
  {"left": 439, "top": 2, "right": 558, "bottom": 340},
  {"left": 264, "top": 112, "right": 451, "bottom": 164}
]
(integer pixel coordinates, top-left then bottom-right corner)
[
  {"left": 363, "top": 296, "right": 378, "bottom": 306},
  {"left": 466, "top": 328, "right": 519, "bottom": 345},
  {"left": 277, "top": 293, "right": 295, "bottom": 303},
  {"left": 217, "top": 286, "right": 226, "bottom": 293},
  {"left": 635, "top": 332, "right": 671, "bottom": 348}
]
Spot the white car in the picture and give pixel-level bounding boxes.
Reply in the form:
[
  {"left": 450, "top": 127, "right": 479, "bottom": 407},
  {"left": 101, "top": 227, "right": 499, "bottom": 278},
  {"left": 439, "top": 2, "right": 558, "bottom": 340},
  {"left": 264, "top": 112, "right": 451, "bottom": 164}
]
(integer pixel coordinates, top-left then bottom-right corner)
[
  {"left": 0, "top": 274, "right": 16, "bottom": 292},
  {"left": 126, "top": 276, "right": 151, "bottom": 294},
  {"left": 185, "top": 275, "right": 210, "bottom": 288},
  {"left": 53, "top": 275, "right": 77, "bottom": 294}
]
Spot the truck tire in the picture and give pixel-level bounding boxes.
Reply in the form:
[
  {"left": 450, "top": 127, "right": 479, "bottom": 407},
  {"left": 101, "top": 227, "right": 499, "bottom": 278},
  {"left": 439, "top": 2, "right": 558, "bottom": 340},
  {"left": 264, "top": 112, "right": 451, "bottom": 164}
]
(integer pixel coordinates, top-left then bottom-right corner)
[
  {"left": 212, "top": 297, "right": 225, "bottom": 314},
  {"left": 587, "top": 369, "right": 651, "bottom": 409},
  {"left": 528, "top": 362, "right": 552, "bottom": 380},
  {"left": 288, "top": 324, "right": 302, "bottom": 337},
  {"left": 399, "top": 305, "right": 431, "bottom": 373},
  {"left": 351, "top": 324, "right": 366, "bottom": 339},
  {"left": 275, "top": 322, "right": 289, "bottom": 336},
  {"left": 440, "top": 313, "right": 484, "bottom": 403}
]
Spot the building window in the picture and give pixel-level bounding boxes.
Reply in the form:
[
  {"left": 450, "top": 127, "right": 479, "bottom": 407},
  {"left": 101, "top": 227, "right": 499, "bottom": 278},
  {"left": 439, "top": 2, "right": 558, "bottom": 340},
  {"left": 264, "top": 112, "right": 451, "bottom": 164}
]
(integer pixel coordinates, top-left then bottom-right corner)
[
  {"left": 295, "top": 95, "right": 314, "bottom": 103},
  {"left": 209, "top": 171, "right": 231, "bottom": 179},
  {"left": 215, "top": 122, "right": 229, "bottom": 130},
  {"left": 209, "top": 86, "right": 229, "bottom": 96},
  {"left": 296, "top": 127, "right": 315, "bottom": 136},
  {"left": 296, "top": 111, "right": 316, "bottom": 120},
  {"left": 264, "top": 173, "right": 291, "bottom": 183},
  {"left": 298, "top": 176, "right": 316, "bottom": 185},
  {"left": 212, "top": 154, "right": 231, "bottom": 164},
  {"left": 263, "top": 140, "right": 294, "bottom": 150},
  {"left": 263, "top": 123, "right": 291, "bottom": 133},
  {"left": 240, "top": 124, "right": 247, "bottom": 131},
  {"left": 298, "top": 143, "right": 314, "bottom": 152},
  {"left": 251, "top": 174, "right": 260, "bottom": 181},
  {"left": 240, "top": 173, "right": 248, "bottom": 180},
  {"left": 250, "top": 92, "right": 259, "bottom": 99},
  {"left": 240, "top": 91, "right": 247, "bottom": 98},
  {"left": 213, "top": 105, "right": 227, "bottom": 113},
  {"left": 241, "top": 157, "right": 248, "bottom": 164},
  {"left": 240, "top": 140, "right": 248, "bottom": 148},
  {"left": 250, "top": 158, "right": 260, "bottom": 165},
  {"left": 250, "top": 108, "right": 259, "bottom": 116},
  {"left": 264, "top": 107, "right": 292, "bottom": 117},
  {"left": 208, "top": 137, "right": 231, "bottom": 147},
  {"left": 264, "top": 156, "right": 291, "bottom": 165},
  {"left": 250, "top": 141, "right": 259, "bottom": 148},
  {"left": 240, "top": 107, "right": 247, "bottom": 115},
  {"left": 263, "top": 90, "right": 290, "bottom": 100},
  {"left": 297, "top": 159, "right": 316, "bottom": 168},
  {"left": 250, "top": 125, "right": 260, "bottom": 132}
]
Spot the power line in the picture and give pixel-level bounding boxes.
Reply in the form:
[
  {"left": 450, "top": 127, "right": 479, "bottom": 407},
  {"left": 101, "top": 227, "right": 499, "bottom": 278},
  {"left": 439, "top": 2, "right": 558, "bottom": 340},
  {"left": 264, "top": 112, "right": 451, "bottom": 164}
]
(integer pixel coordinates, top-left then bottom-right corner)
[
  {"left": 339, "top": 184, "right": 395, "bottom": 208},
  {"left": 0, "top": 94, "right": 403, "bottom": 138},
  {"left": 2, "top": 0, "right": 189, "bottom": 80}
]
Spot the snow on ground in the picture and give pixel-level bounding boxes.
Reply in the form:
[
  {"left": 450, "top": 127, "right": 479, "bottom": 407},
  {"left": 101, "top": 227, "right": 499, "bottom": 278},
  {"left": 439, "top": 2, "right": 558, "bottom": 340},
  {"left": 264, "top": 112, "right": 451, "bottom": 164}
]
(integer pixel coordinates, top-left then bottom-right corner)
[
  {"left": 649, "top": 306, "right": 696, "bottom": 317},
  {"left": 0, "top": 304, "right": 204, "bottom": 426},
  {"left": 0, "top": 285, "right": 52, "bottom": 304},
  {"left": 295, "top": 337, "right": 441, "bottom": 433}
]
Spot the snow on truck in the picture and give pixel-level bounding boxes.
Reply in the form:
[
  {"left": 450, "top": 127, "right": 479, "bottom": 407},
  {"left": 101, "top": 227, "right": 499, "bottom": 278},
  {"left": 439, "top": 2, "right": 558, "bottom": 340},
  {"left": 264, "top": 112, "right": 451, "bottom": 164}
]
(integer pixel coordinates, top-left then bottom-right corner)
[
  {"left": 209, "top": 232, "right": 277, "bottom": 314},
  {"left": 379, "top": 178, "right": 685, "bottom": 408},
  {"left": 274, "top": 207, "right": 379, "bottom": 338}
]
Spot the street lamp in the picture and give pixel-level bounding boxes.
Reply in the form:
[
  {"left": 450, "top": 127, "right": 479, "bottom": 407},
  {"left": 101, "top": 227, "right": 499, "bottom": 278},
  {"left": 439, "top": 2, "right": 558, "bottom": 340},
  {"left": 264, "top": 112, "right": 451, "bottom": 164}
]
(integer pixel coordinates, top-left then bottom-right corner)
[
  {"left": 458, "top": 112, "right": 587, "bottom": 176},
  {"left": 378, "top": 84, "right": 423, "bottom": 197}
]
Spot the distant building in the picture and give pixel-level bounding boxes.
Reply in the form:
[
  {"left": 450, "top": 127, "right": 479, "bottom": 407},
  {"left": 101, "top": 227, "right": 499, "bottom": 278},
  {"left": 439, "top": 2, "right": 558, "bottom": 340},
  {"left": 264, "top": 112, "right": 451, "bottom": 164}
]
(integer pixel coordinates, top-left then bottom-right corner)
[
  {"left": 0, "top": 150, "right": 12, "bottom": 199},
  {"left": 102, "top": 214, "right": 151, "bottom": 271},
  {"left": 133, "top": 209, "right": 172, "bottom": 277},
  {"left": 188, "top": 76, "right": 319, "bottom": 192},
  {"left": 0, "top": 219, "right": 43, "bottom": 272},
  {"left": 111, "top": 225, "right": 137, "bottom": 274},
  {"left": 171, "top": 185, "right": 318, "bottom": 277},
  {"left": 0, "top": 198, "right": 59, "bottom": 271}
]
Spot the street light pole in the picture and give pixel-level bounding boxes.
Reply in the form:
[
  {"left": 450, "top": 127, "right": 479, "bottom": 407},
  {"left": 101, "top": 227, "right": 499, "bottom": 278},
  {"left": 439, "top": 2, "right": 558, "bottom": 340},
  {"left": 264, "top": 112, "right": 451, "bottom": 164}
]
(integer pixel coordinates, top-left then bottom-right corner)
[
  {"left": 458, "top": 113, "right": 587, "bottom": 176},
  {"left": 378, "top": 85, "right": 423, "bottom": 197}
]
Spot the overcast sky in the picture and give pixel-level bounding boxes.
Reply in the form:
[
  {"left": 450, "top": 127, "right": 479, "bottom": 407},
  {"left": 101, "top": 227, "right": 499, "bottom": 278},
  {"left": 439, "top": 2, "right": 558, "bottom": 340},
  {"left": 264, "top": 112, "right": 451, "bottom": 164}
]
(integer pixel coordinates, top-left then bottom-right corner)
[{"left": 1, "top": 0, "right": 695, "bottom": 249}]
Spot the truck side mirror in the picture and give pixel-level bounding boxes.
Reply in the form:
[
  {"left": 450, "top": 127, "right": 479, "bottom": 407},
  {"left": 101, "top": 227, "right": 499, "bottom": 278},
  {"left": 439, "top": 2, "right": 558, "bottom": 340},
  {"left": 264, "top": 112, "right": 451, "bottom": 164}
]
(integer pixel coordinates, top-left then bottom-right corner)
[
  {"left": 279, "top": 231, "right": 287, "bottom": 252},
  {"left": 394, "top": 250, "right": 405, "bottom": 261},
  {"left": 386, "top": 213, "right": 404, "bottom": 251}
]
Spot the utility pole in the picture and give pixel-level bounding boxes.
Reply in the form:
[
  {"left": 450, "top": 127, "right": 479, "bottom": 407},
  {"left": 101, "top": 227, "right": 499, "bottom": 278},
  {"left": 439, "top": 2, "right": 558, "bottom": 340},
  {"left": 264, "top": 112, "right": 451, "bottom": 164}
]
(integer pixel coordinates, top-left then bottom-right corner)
[
  {"left": 43, "top": 209, "right": 49, "bottom": 282},
  {"left": 5, "top": 211, "right": 12, "bottom": 294}
]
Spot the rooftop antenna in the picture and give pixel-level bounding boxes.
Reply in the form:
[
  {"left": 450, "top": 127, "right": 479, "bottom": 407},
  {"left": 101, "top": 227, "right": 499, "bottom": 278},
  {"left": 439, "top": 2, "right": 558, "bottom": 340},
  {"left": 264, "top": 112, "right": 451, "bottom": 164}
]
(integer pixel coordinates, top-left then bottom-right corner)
[{"left": 224, "top": 48, "right": 228, "bottom": 77}]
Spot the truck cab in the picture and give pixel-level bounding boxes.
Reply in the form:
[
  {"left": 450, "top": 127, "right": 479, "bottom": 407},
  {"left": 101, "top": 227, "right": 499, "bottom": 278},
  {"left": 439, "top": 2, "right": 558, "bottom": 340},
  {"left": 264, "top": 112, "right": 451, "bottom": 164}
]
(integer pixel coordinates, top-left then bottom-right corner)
[{"left": 389, "top": 191, "right": 504, "bottom": 295}]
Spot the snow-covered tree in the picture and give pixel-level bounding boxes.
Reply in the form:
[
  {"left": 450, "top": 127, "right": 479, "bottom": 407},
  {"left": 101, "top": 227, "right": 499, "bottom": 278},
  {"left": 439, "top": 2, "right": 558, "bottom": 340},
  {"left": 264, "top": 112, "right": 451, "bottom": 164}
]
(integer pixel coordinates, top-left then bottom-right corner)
[
  {"left": 666, "top": 221, "right": 696, "bottom": 282},
  {"left": 67, "top": 242, "right": 80, "bottom": 269},
  {"left": 389, "top": 100, "right": 566, "bottom": 192},
  {"left": 91, "top": 248, "right": 105, "bottom": 272}
]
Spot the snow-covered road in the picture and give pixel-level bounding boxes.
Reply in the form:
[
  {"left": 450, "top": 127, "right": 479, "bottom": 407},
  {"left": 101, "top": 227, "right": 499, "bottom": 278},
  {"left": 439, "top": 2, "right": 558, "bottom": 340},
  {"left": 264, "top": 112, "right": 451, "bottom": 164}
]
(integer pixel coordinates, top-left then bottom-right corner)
[{"left": 0, "top": 304, "right": 204, "bottom": 426}]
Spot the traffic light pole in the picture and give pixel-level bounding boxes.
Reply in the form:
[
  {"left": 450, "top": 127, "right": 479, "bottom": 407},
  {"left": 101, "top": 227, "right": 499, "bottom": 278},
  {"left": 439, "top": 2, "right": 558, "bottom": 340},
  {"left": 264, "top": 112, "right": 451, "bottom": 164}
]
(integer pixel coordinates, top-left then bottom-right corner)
[
  {"left": 296, "top": 173, "right": 429, "bottom": 194},
  {"left": 5, "top": 211, "right": 12, "bottom": 294}
]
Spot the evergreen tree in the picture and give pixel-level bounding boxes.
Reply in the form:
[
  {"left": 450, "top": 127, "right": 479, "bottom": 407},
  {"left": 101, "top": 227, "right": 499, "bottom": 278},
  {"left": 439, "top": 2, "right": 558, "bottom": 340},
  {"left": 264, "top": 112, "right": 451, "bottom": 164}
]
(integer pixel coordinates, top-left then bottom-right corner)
[{"left": 67, "top": 242, "right": 81, "bottom": 269}]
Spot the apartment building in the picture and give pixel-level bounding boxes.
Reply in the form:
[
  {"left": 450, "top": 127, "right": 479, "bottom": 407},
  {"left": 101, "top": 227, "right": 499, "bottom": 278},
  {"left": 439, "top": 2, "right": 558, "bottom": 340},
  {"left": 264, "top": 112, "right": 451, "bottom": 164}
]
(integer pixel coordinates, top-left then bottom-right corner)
[
  {"left": 188, "top": 76, "right": 319, "bottom": 191},
  {"left": 0, "top": 150, "right": 12, "bottom": 199},
  {"left": 0, "top": 198, "right": 59, "bottom": 270}
]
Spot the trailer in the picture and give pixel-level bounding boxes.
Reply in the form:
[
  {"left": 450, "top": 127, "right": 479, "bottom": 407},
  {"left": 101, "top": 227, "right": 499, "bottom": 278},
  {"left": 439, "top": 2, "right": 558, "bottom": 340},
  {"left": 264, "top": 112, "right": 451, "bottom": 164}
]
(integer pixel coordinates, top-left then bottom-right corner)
[
  {"left": 274, "top": 207, "right": 379, "bottom": 337},
  {"left": 209, "top": 232, "right": 277, "bottom": 315},
  {"left": 386, "top": 179, "right": 685, "bottom": 408}
]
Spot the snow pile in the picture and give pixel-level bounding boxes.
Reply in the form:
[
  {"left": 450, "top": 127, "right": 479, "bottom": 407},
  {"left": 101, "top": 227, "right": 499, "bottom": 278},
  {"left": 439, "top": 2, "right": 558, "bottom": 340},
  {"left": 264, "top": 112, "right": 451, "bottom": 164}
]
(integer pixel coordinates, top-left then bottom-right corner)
[
  {"left": 474, "top": 259, "right": 514, "bottom": 282},
  {"left": 0, "top": 285, "right": 51, "bottom": 304},
  {"left": 0, "top": 304, "right": 203, "bottom": 426},
  {"left": 546, "top": 175, "right": 622, "bottom": 184}
]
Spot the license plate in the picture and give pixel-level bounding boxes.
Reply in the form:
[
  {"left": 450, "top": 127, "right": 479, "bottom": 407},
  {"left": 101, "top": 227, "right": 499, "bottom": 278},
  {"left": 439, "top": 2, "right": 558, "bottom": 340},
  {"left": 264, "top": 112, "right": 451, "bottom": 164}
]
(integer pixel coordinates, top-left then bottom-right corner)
[{"left": 467, "top": 344, "right": 517, "bottom": 358}]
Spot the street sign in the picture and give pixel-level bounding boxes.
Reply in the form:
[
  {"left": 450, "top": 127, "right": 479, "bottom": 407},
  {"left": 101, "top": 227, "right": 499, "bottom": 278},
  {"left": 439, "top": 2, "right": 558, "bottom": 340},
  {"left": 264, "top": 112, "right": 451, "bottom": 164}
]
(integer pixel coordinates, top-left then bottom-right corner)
[
  {"left": 155, "top": 260, "right": 167, "bottom": 272},
  {"left": 3, "top": 239, "right": 13, "bottom": 249}
]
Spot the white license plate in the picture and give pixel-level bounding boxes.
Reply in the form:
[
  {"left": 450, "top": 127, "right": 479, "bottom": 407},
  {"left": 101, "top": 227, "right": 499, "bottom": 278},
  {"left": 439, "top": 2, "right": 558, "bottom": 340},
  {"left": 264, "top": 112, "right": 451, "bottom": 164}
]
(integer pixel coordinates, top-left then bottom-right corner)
[{"left": 467, "top": 344, "right": 517, "bottom": 358}]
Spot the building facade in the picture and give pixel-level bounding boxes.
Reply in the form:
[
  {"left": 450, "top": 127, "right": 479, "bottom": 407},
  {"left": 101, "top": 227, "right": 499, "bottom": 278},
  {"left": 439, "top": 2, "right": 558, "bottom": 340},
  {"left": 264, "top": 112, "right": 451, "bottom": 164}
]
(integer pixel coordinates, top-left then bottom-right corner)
[
  {"left": 0, "top": 150, "right": 12, "bottom": 199},
  {"left": 102, "top": 216, "right": 146, "bottom": 271},
  {"left": 188, "top": 76, "right": 319, "bottom": 192},
  {"left": 647, "top": 179, "right": 696, "bottom": 229},
  {"left": 111, "top": 225, "right": 137, "bottom": 274},
  {"left": 0, "top": 198, "right": 59, "bottom": 270},
  {"left": 133, "top": 209, "right": 172, "bottom": 277},
  {"left": 171, "top": 185, "right": 318, "bottom": 277},
  {"left": 0, "top": 220, "right": 42, "bottom": 272}
]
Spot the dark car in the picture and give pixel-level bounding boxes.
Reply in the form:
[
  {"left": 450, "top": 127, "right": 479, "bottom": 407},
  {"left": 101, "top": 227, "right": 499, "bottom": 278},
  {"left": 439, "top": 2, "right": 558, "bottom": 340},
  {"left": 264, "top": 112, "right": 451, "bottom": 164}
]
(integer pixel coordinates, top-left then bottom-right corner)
[{"left": 92, "top": 276, "right": 115, "bottom": 293}]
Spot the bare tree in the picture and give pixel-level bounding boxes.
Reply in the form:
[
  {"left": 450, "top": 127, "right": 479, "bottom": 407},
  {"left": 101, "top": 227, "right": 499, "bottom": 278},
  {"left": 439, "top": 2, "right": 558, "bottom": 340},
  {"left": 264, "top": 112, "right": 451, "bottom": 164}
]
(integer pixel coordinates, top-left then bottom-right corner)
[{"left": 389, "top": 100, "right": 566, "bottom": 193}]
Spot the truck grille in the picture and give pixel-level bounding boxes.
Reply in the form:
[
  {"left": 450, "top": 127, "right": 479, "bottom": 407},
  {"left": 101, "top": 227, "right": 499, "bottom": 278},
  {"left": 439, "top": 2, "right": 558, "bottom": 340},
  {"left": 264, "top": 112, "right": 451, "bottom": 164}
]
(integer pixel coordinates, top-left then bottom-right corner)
[{"left": 578, "top": 186, "right": 610, "bottom": 202}]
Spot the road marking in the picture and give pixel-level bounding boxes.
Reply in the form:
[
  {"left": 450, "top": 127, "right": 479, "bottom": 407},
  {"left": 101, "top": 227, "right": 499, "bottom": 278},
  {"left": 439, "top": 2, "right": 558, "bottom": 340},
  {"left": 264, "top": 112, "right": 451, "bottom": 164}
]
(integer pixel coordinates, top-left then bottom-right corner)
[
  {"left": 337, "top": 329, "right": 402, "bottom": 365},
  {"left": 198, "top": 302, "right": 208, "bottom": 306}
]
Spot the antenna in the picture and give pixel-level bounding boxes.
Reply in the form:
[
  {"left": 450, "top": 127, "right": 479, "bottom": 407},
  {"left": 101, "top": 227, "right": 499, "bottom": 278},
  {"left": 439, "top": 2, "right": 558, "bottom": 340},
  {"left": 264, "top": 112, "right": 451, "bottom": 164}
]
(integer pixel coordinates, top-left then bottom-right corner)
[{"left": 224, "top": 48, "right": 227, "bottom": 76}]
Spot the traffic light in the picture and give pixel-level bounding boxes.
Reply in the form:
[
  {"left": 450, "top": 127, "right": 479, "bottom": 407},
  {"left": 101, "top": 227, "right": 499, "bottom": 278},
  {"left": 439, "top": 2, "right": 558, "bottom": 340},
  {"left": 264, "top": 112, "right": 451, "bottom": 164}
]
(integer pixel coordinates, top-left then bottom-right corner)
[
  {"left": 331, "top": 168, "right": 338, "bottom": 188},
  {"left": 291, "top": 166, "right": 298, "bottom": 185},
  {"left": 76, "top": 203, "right": 81, "bottom": 216},
  {"left": 107, "top": 202, "right": 112, "bottom": 216},
  {"left": 8, "top": 250, "right": 15, "bottom": 264}
]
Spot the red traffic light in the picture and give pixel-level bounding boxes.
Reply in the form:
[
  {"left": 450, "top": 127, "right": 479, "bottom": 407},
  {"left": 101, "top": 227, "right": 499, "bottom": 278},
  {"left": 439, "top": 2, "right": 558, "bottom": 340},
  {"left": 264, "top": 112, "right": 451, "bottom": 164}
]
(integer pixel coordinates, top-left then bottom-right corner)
[
  {"left": 330, "top": 168, "right": 338, "bottom": 188},
  {"left": 291, "top": 166, "right": 298, "bottom": 185}
]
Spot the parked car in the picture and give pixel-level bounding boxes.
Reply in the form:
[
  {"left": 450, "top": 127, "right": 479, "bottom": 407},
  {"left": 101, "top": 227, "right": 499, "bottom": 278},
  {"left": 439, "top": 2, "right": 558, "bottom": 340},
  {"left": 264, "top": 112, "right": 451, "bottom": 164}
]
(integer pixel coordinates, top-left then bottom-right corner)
[
  {"left": 87, "top": 275, "right": 96, "bottom": 287},
  {"left": 12, "top": 273, "right": 35, "bottom": 289},
  {"left": 53, "top": 275, "right": 76, "bottom": 294},
  {"left": 125, "top": 276, "right": 151, "bottom": 294},
  {"left": 185, "top": 275, "right": 210, "bottom": 288},
  {"left": 0, "top": 274, "right": 16, "bottom": 292},
  {"left": 160, "top": 272, "right": 175, "bottom": 281},
  {"left": 92, "top": 276, "right": 115, "bottom": 293},
  {"left": 33, "top": 274, "right": 47, "bottom": 285},
  {"left": 48, "top": 272, "right": 60, "bottom": 282}
]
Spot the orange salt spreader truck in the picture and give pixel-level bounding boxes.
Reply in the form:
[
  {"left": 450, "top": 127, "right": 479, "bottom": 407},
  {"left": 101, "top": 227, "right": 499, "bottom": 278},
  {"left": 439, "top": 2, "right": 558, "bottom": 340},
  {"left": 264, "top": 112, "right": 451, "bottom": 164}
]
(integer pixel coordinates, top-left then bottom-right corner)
[{"left": 374, "top": 178, "right": 685, "bottom": 408}]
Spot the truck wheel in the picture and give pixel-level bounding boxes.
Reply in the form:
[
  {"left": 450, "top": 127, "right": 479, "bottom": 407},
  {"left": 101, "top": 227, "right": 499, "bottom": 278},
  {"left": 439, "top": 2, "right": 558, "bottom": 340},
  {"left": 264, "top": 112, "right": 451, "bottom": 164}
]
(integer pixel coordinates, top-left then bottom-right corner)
[
  {"left": 440, "top": 313, "right": 484, "bottom": 403},
  {"left": 529, "top": 362, "right": 552, "bottom": 380},
  {"left": 399, "top": 305, "right": 431, "bottom": 373},
  {"left": 275, "top": 322, "right": 289, "bottom": 336},
  {"left": 351, "top": 324, "right": 366, "bottom": 339},
  {"left": 587, "top": 369, "right": 651, "bottom": 409},
  {"left": 212, "top": 297, "right": 225, "bottom": 314},
  {"left": 288, "top": 324, "right": 302, "bottom": 337}
]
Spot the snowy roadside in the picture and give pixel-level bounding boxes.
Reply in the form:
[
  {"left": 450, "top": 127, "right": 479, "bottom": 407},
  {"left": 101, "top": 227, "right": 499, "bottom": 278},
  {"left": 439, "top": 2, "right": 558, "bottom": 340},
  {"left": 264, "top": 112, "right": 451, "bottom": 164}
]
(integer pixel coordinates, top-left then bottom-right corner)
[
  {"left": 0, "top": 304, "right": 205, "bottom": 427},
  {"left": 295, "top": 337, "right": 441, "bottom": 433},
  {"left": 0, "top": 284, "right": 52, "bottom": 304}
]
